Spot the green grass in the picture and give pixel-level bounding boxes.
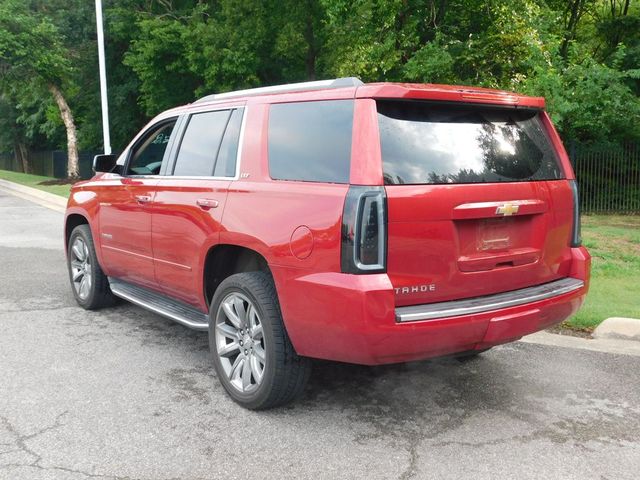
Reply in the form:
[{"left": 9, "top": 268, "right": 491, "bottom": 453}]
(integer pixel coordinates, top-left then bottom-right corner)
[
  {"left": 0, "top": 169, "right": 73, "bottom": 197},
  {"left": 566, "top": 215, "right": 640, "bottom": 330}
]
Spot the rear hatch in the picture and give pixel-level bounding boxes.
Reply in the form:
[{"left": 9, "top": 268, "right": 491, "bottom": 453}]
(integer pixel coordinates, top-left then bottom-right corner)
[{"left": 377, "top": 100, "right": 574, "bottom": 307}]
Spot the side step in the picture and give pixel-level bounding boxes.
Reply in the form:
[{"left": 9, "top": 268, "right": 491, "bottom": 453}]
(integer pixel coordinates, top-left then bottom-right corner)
[{"left": 109, "top": 278, "right": 209, "bottom": 331}]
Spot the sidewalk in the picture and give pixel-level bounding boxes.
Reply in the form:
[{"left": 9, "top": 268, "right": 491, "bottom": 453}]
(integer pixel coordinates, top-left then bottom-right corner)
[
  {"left": 522, "top": 330, "right": 640, "bottom": 357},
  {"left": 0, "top": 178, "right": 67, "bottom": 213}
]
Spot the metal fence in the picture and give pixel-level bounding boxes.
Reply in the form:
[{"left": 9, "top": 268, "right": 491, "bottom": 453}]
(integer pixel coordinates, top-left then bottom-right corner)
[
  {"left": 569, "top": 142, "right": 640, "bottom": 215},
  {"left": 0, "top": 150, "right": 99, "bottom": 179}
]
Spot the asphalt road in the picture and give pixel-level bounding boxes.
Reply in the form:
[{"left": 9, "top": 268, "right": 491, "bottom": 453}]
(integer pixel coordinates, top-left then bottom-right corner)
[{"left": 1, "top": 189, "right": 639, "bottom": 480}]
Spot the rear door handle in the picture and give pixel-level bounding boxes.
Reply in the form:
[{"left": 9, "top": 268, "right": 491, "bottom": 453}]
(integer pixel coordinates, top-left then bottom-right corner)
[
  {"left": 196, "top": 198, "right": 219, "bottom": 209},
  {"left": 135, "top": 195, "right": 152, "bottom": 204}
]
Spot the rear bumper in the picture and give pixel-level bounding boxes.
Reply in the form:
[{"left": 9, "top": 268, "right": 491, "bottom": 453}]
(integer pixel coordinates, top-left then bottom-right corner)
[
  {"left": 395, "top": 278, "right": 584, "bottom": 323},
  {"left": 273, "top": 246, "right": 590, "bottom": 365}
]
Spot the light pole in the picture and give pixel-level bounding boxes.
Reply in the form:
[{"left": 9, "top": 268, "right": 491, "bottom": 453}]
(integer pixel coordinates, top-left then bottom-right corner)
[{"left": 95, "top": 0, "right": 111, "bottom": 155}]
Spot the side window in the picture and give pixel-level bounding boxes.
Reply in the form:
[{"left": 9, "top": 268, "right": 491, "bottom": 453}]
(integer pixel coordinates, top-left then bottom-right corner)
[
  {"left": 127, "top": 120, "right": 176, "bottom": 176},
  {"left": 268, "top": 100, "right": 354, "bottom": 183},
  {"left": 214, "top": 109, "right": 243, "bottom": 177},
  {"left": 173, "top": 110, "right": 231, "bottom": 176}
]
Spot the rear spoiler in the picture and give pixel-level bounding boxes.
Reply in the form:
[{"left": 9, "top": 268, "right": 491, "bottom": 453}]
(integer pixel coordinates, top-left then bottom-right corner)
[{"left": 356, "top": 84, "right": 545, "bottom": 109}]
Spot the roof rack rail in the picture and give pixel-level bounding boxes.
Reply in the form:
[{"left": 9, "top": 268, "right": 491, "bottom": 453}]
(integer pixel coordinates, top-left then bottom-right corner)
[{"left": 194, "top": 77, "right": 363, "bottom": 104}]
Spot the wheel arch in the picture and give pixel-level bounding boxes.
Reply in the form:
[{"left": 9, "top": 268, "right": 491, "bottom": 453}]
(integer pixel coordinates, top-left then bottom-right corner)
[
  {"left": 64, "top": 209, "right": 107, "bottom": 272},
  {"left": 65, "top": 212, "right": 90, "bottom": 250},
  {"left": 202, "top": 244, "right": 271, "bottom": 308}
]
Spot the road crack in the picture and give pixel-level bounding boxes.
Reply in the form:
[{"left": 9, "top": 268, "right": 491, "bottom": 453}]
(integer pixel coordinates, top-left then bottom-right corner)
[{"left": 0, "top": 412, "right": 205, "bottom": 479}]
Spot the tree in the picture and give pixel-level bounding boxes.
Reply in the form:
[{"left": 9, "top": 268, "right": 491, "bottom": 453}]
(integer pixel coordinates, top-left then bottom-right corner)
[
  {"left": 1, "top": 0, "right": 639, "bottom": 168},
  {"left": 0, "top": 95, "right": 29, "bottom": 173},
  {"left": 0, "top": 0, "right": 80, "bottom": 178}
]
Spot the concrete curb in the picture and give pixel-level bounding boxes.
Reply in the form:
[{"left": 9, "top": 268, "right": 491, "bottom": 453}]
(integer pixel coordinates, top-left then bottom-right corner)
[
  {"left": 521, "top": 330, "right": 640, "bottom": 357},
  {"left": 0, "top": 178, "right": 67, "bottom": 213},
  {"left": 593, "top": 317, "right": 640, "bottom": 341}
]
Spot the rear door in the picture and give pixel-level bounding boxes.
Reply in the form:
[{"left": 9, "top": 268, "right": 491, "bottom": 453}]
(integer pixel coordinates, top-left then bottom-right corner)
[
  {"left": 98, "top": 118, "right": 177, "bottom": 289},
  {"left": 151, "top": 106, "right": 245, "bottom": 310},
  {"left": 377, "top": 100, "right": 574, "bottom": 307}
]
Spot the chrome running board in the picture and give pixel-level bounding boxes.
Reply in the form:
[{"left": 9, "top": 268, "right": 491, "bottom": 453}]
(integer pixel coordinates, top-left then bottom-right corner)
[
  {"left": 395, "top": 277, "right": 584, "bottom": 323},
  {"left": 109, "top": 278, "right": 209, "bottom": 331}
]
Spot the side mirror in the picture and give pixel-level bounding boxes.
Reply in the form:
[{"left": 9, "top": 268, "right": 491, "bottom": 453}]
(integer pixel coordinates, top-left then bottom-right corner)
[{"left": 93, "top": 154, "right": 117, "bottom": 173}]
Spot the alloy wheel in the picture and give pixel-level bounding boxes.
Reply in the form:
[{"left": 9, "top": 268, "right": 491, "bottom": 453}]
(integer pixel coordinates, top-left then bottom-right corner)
[
  {"left": 214, "top": 292, "right": 266, "bottom": 393},
  {"left": 70, "top": 237, "right": 92, "bottom": 300}
]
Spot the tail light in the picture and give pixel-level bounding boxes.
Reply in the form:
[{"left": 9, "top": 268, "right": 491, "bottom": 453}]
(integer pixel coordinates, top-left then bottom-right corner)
[
  {"left": 341, "top": 186, "right": 387, "bottom": 273},
  {"left": 569, "top": 179, "right": 582, "bottom": 247}
]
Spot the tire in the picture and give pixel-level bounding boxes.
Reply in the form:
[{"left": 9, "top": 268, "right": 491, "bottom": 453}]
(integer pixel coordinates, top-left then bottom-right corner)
[
  {"left": 67, "top": 224, "right": 115, "bottom": 310},
  {"left": 209, "top": 272, "right": 311, "bottom": 410}
]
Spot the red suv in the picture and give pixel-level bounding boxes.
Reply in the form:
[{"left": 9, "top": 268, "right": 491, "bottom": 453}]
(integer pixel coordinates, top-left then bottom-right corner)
[{"left": 65, "top": 78, "right": 590, "bottom": 409}]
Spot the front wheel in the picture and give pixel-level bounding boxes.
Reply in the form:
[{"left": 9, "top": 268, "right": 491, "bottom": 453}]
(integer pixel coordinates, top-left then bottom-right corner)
[
  {"left": 67, "top": 224, "right": 115, "bottom": 310},
  {"left": 209, "top": 272, "right": 311, "bottom": 410}
]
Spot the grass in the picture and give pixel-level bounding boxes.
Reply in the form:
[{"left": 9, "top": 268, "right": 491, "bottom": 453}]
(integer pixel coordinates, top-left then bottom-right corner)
[
  {"left": 0, "top": 169, "right": 73, "bottom": 197},
  {"left": 565, "top": 215, "right": 640, "bottom": 330}
]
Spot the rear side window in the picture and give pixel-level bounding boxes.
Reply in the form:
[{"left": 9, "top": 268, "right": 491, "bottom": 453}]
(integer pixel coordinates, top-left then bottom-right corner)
[
  {"left": 377, "top": 101, "right": 563, "bottom": 185},
  {"left": 214, "top": 109, "right": 242, "bottom": 177},
  {"left": 269, "top": 100, "right": 354, "bottom": 183},
  {"left": 173, "top": 108, "right": 242, "bottom": 177}
]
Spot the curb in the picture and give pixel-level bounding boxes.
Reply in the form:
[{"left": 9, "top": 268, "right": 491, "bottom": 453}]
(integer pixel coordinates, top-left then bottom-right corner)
[
  {"left": 0, "top": 178, "right": 67, "bottom": 213},
  {"left": 521, "top": 330, "right": 640, "bottom": 357},
  {"left": 593, "top": 317, "right": 640, "bottom": 341}
]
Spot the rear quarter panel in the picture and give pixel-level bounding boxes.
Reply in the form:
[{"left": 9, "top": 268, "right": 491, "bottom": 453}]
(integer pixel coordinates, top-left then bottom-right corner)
[{"left": 219, "top": 101, "right": 349, "bottom": 348}]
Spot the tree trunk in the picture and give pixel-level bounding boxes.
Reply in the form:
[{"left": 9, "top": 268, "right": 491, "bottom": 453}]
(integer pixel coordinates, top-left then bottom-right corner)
[
  {"left": 435, "top": 0, "right": 447, "bottom": 27},
  {"left": 14, "top": 140, "right": 29, "bottom": 174},
  {"left": 48, "top": 83, "right": 79, "bottom": 179},
  {"left": 560, "top": 0, "right": 586, "bottom": 61}
]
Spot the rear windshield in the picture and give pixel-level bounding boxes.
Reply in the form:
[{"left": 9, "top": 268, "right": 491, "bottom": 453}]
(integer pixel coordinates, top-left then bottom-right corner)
[{"left": 377, "top": 101, "right": 563, "bottom": 185}]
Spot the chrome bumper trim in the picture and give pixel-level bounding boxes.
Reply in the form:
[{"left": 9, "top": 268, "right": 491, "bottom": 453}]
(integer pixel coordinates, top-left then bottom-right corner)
[{"left": 395, "top": 278, "right": 584, "bottom": 323}]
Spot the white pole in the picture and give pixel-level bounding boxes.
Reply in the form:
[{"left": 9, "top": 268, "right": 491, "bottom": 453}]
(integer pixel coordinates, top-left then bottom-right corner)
[{"left": 95, "top": 0, "right": 111, "bottom": 155}]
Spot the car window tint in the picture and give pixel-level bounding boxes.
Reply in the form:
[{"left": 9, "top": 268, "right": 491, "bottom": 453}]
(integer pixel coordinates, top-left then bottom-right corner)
[
  {"left": 377, "top": 101, "right": 563, "bottom": 185},
  {"left": 213, "top": 108, "right": 243, "bottom": 177},
  {"left": 174, "top": 110, "right": 231, "bottom": 176},
  {"left": 268, "top": 100, "right": 353, "bottom": 183},
  {"left": 128, "top": 121, "right": 176, "bottom": 176}
]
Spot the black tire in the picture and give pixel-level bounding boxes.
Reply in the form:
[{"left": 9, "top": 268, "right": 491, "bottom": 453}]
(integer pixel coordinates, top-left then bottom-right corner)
[
  {"left": 67, "top": 224, "right": 115, "bottom": 310},
  {"left": 208, "top": 272, "right": 311, "bottom": 410}
]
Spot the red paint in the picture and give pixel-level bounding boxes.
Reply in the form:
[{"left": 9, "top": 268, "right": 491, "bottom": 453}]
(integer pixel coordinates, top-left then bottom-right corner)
[
  {"left": 65, "top": 81, "right": 590, "bottom": 366},
  {"left": 93, "top": 176, "right": 159, "bottom": 289},
  {"left": 290, "top": 226, "right": 314, "bottom": 260},
  {"left": 151, "top": 178, "right": 231, "bottom": 308},
  {"left": 356, "top": 83, "right": 545, "bottom": 108}
]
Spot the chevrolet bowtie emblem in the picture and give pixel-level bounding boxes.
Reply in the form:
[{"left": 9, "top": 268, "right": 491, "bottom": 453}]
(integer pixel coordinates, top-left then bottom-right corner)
[{"left": 496, "top": 203, "right": 519, "bottom": 216}]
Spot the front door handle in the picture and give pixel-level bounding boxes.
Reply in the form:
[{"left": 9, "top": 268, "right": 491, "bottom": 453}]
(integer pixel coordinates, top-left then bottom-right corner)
[
  {"left": 196, "top": 198, "right": 219, "bottom": 210},
  {"left": 135, "top": 195, "right": 152, "bottom": 204}
]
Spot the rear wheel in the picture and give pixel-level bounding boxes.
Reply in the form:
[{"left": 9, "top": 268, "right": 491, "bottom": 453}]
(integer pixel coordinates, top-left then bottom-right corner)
[
  {"left": 209, "top": 272, "right": 311, "bottom": 410},
  {"left": 67, "top": 225, "right": 114, "bottom": 310}
]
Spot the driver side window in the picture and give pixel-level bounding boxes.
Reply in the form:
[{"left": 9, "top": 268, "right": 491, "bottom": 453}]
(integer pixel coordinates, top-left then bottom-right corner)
[{"left": 127, "top": 120, "right": 176, "bottom": 176}]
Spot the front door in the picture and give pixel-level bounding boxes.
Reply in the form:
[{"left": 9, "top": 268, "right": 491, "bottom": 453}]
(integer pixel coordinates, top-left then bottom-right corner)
[{"left": 98, "top": 118, "right": 178, "bottom": 289}]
